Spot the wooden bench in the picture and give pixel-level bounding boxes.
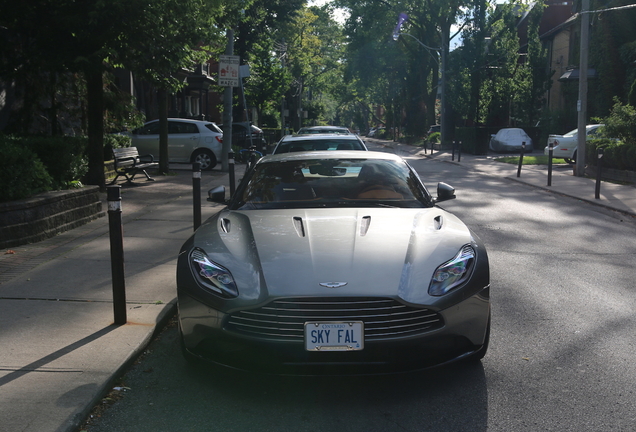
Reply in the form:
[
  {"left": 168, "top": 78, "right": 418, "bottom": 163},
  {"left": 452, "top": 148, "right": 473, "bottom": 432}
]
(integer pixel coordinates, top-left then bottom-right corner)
[{"left": 110, "top": 147, "right": 159, "bottom": 184}]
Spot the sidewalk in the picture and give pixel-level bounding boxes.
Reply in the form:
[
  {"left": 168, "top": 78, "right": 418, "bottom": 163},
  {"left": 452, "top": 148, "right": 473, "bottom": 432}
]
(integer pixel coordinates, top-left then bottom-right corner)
[
  {"left": 1, "top": 146, "right": 634, "bottom": 432},
  {"left": 379, "top": 139, "right": 636, "bottom": 217},
  {"left": 0, "top": 166, "right": 238, "bottom": 432}
]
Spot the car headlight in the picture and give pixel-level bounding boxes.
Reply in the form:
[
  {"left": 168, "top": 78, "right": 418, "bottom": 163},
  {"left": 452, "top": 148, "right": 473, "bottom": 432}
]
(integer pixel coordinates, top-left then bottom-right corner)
[
  {"left": 190, "top": 248, "right": 238, "bottom": 298},
  {"left": 429, "top": 245, "right": 476, "bottom": 296}
]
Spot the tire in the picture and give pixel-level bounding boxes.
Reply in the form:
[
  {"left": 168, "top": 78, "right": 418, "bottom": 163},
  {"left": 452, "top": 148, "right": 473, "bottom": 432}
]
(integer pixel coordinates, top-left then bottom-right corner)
[
  {"left": 564, "top": 150, "right": 577, "bottom": 165},
  {"left": 192, "top": 149, "right": 216, "bottom": 171}
]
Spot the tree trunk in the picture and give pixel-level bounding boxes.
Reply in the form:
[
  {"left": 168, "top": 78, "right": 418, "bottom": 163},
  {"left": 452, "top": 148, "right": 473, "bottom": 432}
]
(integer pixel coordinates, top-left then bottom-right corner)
[
  {"left": 158, "top": 88, "right": 169, "bottom": 175},
  {"left": 85, "top": 68, "right": 105, "bottom": 190}
]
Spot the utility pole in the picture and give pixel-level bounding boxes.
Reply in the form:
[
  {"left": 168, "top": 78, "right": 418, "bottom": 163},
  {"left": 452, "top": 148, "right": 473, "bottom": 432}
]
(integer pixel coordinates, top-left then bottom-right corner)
[
  {"left": 440, "top": 24, "right": 449, "bottom": 147},
  {"left": 222, "top": 29, "right": 234, "bottom": 172},
  {"left": 575, "top": 0, "right": 590, "bottom": 177}
]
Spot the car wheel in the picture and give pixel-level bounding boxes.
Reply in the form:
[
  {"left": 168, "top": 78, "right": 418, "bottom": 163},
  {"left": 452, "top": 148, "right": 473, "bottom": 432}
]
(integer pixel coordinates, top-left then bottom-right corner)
[
  {"left": 192, "top": 149, "right": 216, "bottom": 170},
  {"left": 470, "top": 312, "right": 491, "bottom": 362}
]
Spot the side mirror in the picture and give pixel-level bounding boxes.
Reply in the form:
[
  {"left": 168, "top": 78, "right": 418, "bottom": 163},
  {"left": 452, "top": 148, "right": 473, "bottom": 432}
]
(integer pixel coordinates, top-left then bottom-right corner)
[
  {"left": 435, "top": 182, "right": 456, "bottom": 203},
  {"left": 207, "top": 186, "right": 227, "bottom": 203}
]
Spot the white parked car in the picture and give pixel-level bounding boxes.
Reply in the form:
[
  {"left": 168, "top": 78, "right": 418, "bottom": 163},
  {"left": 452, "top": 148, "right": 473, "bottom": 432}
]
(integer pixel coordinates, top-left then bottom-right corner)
[
  {"left": 544, "top": 124, "right": 604, "bottom": 164},
  {"left": 127, "top": 119, "right": 223, "bottom": 170},
  {"left": 489, "top": 128, "right": 533, "bottom": 152}
]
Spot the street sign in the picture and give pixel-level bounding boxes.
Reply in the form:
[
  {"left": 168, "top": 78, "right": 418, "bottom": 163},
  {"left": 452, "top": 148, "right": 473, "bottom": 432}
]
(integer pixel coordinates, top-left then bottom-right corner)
[{"left": 218, "top": 55, "right": 240, "bottom": 87}]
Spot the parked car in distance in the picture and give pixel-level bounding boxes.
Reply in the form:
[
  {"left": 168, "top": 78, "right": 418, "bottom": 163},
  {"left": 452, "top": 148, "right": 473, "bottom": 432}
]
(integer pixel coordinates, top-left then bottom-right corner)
[
  {"left": 367, "top": 127, "right": 385, "bottom": 138},
  {"left": 427, "top": 125, "right": 441, "bottom": 135},
  {"left": 177, "top": 151, "right": 491, "bottom": 373},
  {"left": 219, "top": 122, "right": 266, "bottom": 150},
  {"left": 297, "top": 126, "right": 351, "bottom": 134},
  {"left": 272, "top": 133, "right": 368, "bottom": 154},
  {"left": 489, "top": 128, "right": 533, "bottom": 152},
  {"left": 544, "top": 124, "right": 604, "bottom": 164},
  {"left": 126, "top": 119, "right": 222, "bottom": 170}
]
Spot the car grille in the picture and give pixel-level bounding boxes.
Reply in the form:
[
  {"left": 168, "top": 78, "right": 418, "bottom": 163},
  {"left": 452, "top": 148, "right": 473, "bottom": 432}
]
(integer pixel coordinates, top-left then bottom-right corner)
[{"left": 226, "top": 297, "right": 444, "bottom": 341}]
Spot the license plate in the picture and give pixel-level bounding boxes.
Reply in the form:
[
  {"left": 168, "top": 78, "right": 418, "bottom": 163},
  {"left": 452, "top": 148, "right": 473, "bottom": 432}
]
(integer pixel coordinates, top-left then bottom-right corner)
[{"left": 304, "top": 322, "right": 364, "bottom": 351}]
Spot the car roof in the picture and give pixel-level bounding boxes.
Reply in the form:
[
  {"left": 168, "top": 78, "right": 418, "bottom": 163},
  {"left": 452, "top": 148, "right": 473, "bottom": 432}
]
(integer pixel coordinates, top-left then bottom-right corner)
[
  {"left": 260, "top": 150, "right": 403, "bottom": 164},
  {"left": 146, "top": 118, "right": 217, "bottom": 125},
  {"left": 281, "top": 133, "right": 361, "bottom": 142}
]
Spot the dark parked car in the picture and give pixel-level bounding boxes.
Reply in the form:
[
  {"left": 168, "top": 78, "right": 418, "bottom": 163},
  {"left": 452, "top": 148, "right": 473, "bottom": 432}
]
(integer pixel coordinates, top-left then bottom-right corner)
[
  {"left": 177, "top": 151, "right": 491, "bottom": 374},
  {"left": 220, "top": 122, "right": 266, "bottom": 150}
]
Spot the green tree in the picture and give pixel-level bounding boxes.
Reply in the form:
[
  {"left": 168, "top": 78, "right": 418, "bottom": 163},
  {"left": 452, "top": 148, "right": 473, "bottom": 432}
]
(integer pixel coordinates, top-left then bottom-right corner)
[{"left": 0, "top": 0, "right": 229, "bottom": 186}]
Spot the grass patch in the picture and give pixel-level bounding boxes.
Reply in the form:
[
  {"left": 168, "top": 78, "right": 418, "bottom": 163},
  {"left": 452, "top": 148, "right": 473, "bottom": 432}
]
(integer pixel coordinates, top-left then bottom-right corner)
[{"left": 494, "top": 155, "right": 569, "bottom": 165}]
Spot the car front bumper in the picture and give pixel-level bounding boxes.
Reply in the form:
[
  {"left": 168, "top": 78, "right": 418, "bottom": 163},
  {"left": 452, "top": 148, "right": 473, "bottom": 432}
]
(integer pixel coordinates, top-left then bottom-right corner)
[{"left": 178, "top": 288, "right": 490, "bottom": 374}]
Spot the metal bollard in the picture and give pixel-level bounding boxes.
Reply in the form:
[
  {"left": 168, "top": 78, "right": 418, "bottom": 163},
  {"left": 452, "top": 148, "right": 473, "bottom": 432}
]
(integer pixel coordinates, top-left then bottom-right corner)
[
  {"left": 547, "top": 142, "right": 554, "bottom": 186},
  {"left": 451, "top": 141, "right": 456, "bottom": 161},
  {"left": 192, "top": 162, "right": 201, "bottom": 231},
  {"left": 107, "top": 186, "right": 127, "bottom": 325},
  {"left": 595, "top": 147, "right": 604, "bottom": 199},
  {"left": 228, "top": 150, "right": 236, "bottom": 196},
  {"left": 458, "top": 141, "right": 462, "bottom": 163},
  {"left": 517, "top": 142, "right": 526, "bottom": 178}
]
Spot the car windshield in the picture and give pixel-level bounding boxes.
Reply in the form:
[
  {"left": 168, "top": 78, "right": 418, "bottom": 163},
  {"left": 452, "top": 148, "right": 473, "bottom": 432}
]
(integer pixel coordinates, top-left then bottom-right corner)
[
  {"left": 274, "top": 138, "right": 365, "bottom": 154},
  {"left": 231, "top": 158, "right": 433, "bottom": 210}
]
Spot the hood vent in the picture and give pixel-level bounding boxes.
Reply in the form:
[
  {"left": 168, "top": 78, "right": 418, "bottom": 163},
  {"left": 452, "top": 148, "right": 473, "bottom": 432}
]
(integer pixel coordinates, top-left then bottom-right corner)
[
  {"left": 434, "top": 215, "right": 443, "bottom": 230},
  {"left": 360, "top": 216, "right": 371, "bottom": 236},
  {"left": 293, "top": 216, "right": 305, "bottom": 237},
  {"left": 220, "top": 218, "right": 231, "bottom": 233}
]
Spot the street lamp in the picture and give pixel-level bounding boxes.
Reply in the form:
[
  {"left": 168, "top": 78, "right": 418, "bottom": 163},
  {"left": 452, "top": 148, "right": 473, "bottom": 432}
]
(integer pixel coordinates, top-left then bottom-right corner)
[{"left": 392, "top": 13, "right": 448, "bottom": 146}]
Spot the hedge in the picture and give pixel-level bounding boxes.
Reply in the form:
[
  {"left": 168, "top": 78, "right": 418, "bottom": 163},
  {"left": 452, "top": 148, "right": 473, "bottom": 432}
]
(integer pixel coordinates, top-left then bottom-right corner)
[{"left": 0, "top": 138, "right": 53, "bottom": 202}]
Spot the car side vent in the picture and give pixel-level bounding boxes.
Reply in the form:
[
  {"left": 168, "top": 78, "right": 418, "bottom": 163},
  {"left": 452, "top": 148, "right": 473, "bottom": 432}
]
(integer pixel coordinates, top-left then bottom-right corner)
[
  {"left": 293, "top": 216, "right": 305, "bottom": 237},
  {"left": 360, "top": 216, "right": 371, "bottom": 236},
  {"left": 220, "top": 218, "right": 231, "bottom": 233},
  {"left": 434, "top": 215, "right": 443, "bottom": 230}
]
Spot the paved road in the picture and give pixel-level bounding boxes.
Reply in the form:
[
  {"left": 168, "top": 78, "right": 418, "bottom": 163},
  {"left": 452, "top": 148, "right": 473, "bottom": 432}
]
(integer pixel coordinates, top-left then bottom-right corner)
[{"left": 81, "top": 147, "right": 636, "bottom": 432}]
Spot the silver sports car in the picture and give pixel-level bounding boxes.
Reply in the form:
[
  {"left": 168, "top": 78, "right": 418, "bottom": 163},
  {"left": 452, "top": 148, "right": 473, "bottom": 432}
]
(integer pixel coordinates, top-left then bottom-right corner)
[{"left": 177, "top": 151, "right": 490, "bottom": 373}]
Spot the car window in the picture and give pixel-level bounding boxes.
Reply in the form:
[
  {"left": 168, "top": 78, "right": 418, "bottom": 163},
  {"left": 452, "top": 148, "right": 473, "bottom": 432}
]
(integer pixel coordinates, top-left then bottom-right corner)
[
  {"left": 274, "top": 138, "right": 366, "bottom": 154},
  {"left": 232, "top": 158, "right": 433, "bottom": 210},
  {"left": 205, "top": 123, "right": 223, "bottom": 134},
  {"left": 169, "top": 121, "right": 199, "bottom": 134},
  {"left": 135, "top": 122, "right": 160, "bottom": 135}
]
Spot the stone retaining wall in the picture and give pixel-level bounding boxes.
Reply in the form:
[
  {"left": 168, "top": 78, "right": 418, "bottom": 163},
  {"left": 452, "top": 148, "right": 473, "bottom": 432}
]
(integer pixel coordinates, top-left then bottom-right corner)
[
  {"left": 1, "top": 186, "right": 104, "bottom": 249},
  {"left": 585, "top": 165, "right": 636, "bottom": 185}
]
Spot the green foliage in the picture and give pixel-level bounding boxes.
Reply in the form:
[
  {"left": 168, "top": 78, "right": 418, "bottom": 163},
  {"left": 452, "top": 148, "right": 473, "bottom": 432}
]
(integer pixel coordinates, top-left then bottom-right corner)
[
  {"left": 103, "top": 134, "right": 132, "bottom": 161},
  {"left": 0, "top": 137, "right": 52, "bottom": 202},
  {"left": 22, "top": 136, "right": 89, "bottom": 189},
  {"left": 600, "top": 99, "right": 636, "bottom": 145},
  {"left": 428, "top": 132, "right": 441, "bottom": 143},
  {"left": 587, "top": 138, "right": 636, "bottom": 171}
]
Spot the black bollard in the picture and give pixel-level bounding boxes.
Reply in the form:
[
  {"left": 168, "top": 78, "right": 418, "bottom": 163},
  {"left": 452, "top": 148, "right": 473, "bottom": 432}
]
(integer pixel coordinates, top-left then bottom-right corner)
[
  {"left": 458, "top": 141, "right": 462, "bottom": 163},
  {"left": 452, "top": 141, "right": 456, "bottom": 161},
  {"left": 595, "top": 147, "right": 604, "bottom": 199},
  {"left": 192, "top": 162, "right": 201, "bottom": 231},
  {"left": 228, "top": 150, "right": 236, "bottom": 196},
  {"left": 517, "top": 142, "right": 526, "bottom": 178},
  {"left": 107, "top": 186, "right": 127, "bottom": 325},
  {"left": 547, "top": 142, "right": 554, "bottom": 186}
]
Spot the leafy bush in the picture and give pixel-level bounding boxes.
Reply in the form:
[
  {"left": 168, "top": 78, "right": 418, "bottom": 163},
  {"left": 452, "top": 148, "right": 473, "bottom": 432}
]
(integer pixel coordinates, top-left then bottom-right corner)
[
  {"left": 23, "top": 136, "right": 89, "bottom": 189},
  {"left": 589, "top": 100, "right": 636, "bottom": 171},
  {"left": 587, "top": 138, "right": 636, "bottom": 171},
  {"left": 0, "top": 138, "right": 52, "bottom": 202},
  {"left": 427, "top": 132, "right": 441, "bottom": 143},
  {"left": 104, "top": 133, "right": 132, "bottom": 160}
]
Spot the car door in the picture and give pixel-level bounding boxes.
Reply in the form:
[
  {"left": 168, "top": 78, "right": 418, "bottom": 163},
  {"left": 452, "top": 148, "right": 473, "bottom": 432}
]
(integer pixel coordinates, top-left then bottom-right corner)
[
  {"left": 131, "top": 121, "right": 160, "bottom": 157},
  {"left": 168, "top": 121, "right": 201, "bottom": 162}
]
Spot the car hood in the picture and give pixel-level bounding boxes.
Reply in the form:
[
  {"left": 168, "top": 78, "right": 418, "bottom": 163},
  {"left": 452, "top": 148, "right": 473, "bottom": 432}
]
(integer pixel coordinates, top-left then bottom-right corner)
[{"left": 193, "top": 207, "right": 476, "bottom": 305}]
